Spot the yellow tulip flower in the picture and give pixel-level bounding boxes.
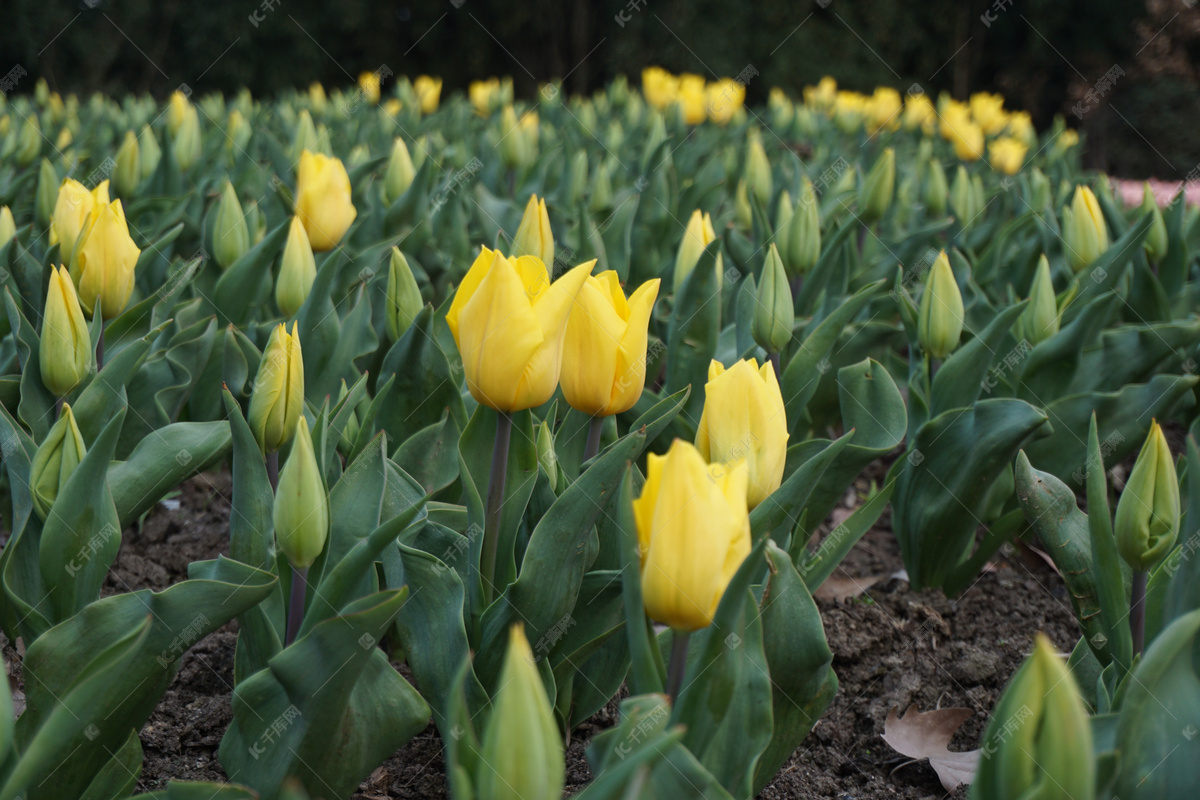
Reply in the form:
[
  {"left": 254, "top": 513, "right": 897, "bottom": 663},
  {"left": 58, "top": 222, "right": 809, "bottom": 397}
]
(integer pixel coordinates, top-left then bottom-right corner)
[
  {"left": 51, "top": 178, "right": 109, "bottom": 259},
  {"left": 512, "top": 194, "right": 554, "bottom": 267},
  {"left": 167, "top": 90, "right": 190, "bottom": 134},
  {"left": 40, "top": 266, "right": 92, "bottom": 396},
  {"left": 560, "top": 272, "right": 660, "bottom": 417},
  {"left": 865, "top": 86, "right": 902, "bottom": 134},
  {"left": 446, "top": 247, "right": 593, "bottom": 412},
  {"left": 0, "top": 206, "right": 16, "bottom": 250},
  {"left": 903, "top": 93, "right": 936, "bottom": 133},
  {"left": 673, "top": 209, "right": 722, "bottom": 295},
  {"left": 294, "top": 150, "right": 356, "bottom": 252},
  {"left": 988, "top": 136, "right": 1028, "bottom": 176},
  {"left": 247, "top": 322, "right": 305, "bottom": 454},
  {"left": 804, "top": 76, "right": 838, "bottom": 113},
  {"left": 695, "top": 359, "right": 789, "bottom": 509},
  {"left": 308, "top": 82, "right": 327, "bottom": 114},
  {"left": 414, "top": 75, "right": 442, "bottom": 114},
  {"left": 705, "top": 78, "right": 745, "bottom": 125},
  {"left": 73, "top": 198, "right": 141, "bottom": 319},
  {"left": 677, "top": 73, "right": 708, "bottom": 125},
  {"left": 641, "top": 67, "right": 680, "bottom": 110},
  {"left": 634, "top": 439, "right": 751, "bottom": 631},
  {"left": 470, "top": 77, "right": 501, "bottom": 116},
  {"left": 357, "top": 71, "right": 381, "bottom": 105},
  {"left": 968, "top": 91, "right": 1008, "bottom": 135},
  {"left": 1064, "top": 185, "right": 1109, "bottom": 272}
]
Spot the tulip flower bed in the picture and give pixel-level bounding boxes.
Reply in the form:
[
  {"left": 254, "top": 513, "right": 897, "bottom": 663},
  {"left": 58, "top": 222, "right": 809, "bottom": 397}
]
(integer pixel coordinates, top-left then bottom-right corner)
[{"left": 1, "top": 66, "right": 1199, "bottom": 800}]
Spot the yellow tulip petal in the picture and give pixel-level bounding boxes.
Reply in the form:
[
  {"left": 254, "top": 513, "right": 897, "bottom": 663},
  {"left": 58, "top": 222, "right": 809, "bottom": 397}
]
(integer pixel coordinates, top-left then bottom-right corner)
[{"left": 446, "top": 246, "right": 496, "bottom": 344}]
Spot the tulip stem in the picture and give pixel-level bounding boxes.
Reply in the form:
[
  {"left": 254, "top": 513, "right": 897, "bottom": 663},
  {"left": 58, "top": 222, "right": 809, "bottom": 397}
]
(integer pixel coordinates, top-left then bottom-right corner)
[
  {"left": 1130, "top": 570, "right": 1147, "bottom": 656},
  {"left": 267, "top": 451, "right": 280, "bottom": 492},
  {"left": 666, "top": 629, "right": 691, "bottom": 702},
  {"left": 482, "top": 411, "right": 513, "bottom": 604},
  {"left": 769, "top": 351, "right": 781, "bottom": 380},
  {"left": 285, "top": 565, "right": 307, "bottom": 646},
  {"left": 584, "top": 415, "right": 604, "bottom": 462}
]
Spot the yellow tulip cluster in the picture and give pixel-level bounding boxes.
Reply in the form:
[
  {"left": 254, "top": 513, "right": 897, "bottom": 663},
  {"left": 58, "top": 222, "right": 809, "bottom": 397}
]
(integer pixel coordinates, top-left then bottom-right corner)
[{"left": 640, "top": 67, "right": 746, "bottom": 125}]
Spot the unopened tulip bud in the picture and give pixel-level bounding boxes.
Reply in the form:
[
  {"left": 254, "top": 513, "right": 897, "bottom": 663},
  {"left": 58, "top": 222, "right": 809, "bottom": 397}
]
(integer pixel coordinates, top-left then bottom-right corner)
[
  {"left": 1140, "top": 182, "right": 1168, "bottom": 264},
  {"left": 139, "top": 125, "right": 162, "bottom": 180},
  {"left": 383, "top": 137, "right": 415, "bottom": 206},
  {"left": 970, "top": 635, "right": 1093, "bottom": 800},
  {"left": 35, "top": 159, "right": 58, "bottom": 228},
  {"left": 775, "top": 190, "right": 793, "bottom": 232},
  {"left": 1029, "top": 167, "right": 1051, "bottom": 211},
  {"left": 589, "top": 159, "right": 613, "bottom": 212},
  {"left": 30, "top": 403, "right": 87, "bottom": 520},
  {"left": 113, "top": 131, "right": 140, "bottom": 197},
  {"left": 478, "top": 626, "right": 564, "bottom": 800},
  {"left": 1115, "top": 421, "right": 1179, "bottom": 572},
  {"left": 1021, "top": 255, "right": 1058, "bottom": 345},
  {"left": 385, "top": 247, "right": 422, "bottom": 341},
  {"left": 744, "top": 129, "right": 772, "bottom": 207},
  {"left": 512, "top": 194, "right": 554, "bottom": 267},
  {"left": 213, "top": 181, "right": 250, "bottom": 270},
  {"left": 73, "top": 198, "right": 141, "bottom": 319},
  {"left": 276, "top": 216, "right": 316, "bottom": 318},
  {"left": 172, "top": 105, "right": 201, "bottom": 172},
  {"left": 566, "top": 150, "right": 588, "bottom": 207},
  {"left": 274, "top": 417, "right": 328, "bottom": 569},
  {"left": 248, "top": 322, "right": 305, "bottom": 453},
  {"left": 536, "top": 420, "right": 558, "bottom": 492},
  {"left": 40, "top": 266, "right": 92, "bottom": 396},
  {"left": 924, "top": 160, "right": 948, "bottom": 216},
  {"left": 226, "top": 109, "right": 251, "bottom": 153},
  {"left": 950, "top": 165, "right": 975, "bottom": 228},
  {"left": 673, "top": 209, "right": 722, "bottom": 294},
  {"left": 167, "top": 90, "right": 189, "bottom": 134},
  {"left": 858, "top": 147, "right": 895, "bottom": 222},
  {"left": 294, "top": 150, "right": 356, "bottom": 252},
  {"left": 780, "top": 178, "right": 820, "bottom": 276},
  {"left": 1064, "top": 185, "right": 1109, "bottom": 273},
  {"left": 308, "top": 82, "right": 327, "bottom": 115},
  {"left": 917, "top": 251, "right": 963, "bottom": 360},
  {"left": 16, "top": 115, "right": 41, "bottom": 165},
  {"left": 734, "top": 180, "right": 752, "bottom": 231},
  {"left": 0, "top": 207, "right": 15, "bottom": 250},
  {"left": 291, "top": 109, "right": 319, "bottom": 162},
  {"left": 752, "top": 244, "right": 794, "bottom": 355},
  {"left": 336, "top": 380, "right": 360, "bottom": 455}
]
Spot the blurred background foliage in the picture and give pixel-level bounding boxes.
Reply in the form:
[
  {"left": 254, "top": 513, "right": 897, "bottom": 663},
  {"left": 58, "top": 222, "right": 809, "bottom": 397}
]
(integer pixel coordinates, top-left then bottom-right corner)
[{"left": 3, "top": 0, "right": 1197, "bottom": 176}]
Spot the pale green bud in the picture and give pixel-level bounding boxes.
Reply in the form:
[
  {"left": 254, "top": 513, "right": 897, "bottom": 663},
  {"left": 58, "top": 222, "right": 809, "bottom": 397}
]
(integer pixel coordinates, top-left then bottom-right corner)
[
  {"left": 734, "top": 179, "right": 753, "bottom": 231},
  {"left": 752, "top": 244, "right": 794, "bottom": 354},
  {"left": 139, "top": 125, "right": 162, "bottom": 180},
  {"left": 35, "top": 158, "right": 58, "bottom": 228},
  {"left": 858, "top": 147, "right": 895, "bottom": 222},
  {"left": 383, "top": 137, "right": 415, "bottom": 205},
  {"left": 588, "top": 159, "right": 613, "bottom": 213},
  {"left": 535, "top": 420, "right": 558, "bottom": 492},
  {"left": 744, "top": 129, "right": 772, "bottom": 207},
  {"left": 274, "top": 417, "right": 329, "bottom": 569},
  {"left": 113, "top": 131, "right": 140, "bottom": 198},
  {"left": 566, "top": 150, "right": 588, "bottom": 207},
  {"left": 30, "top": 403, "right": 86, "bottom": 520},
  {"left": 917, "top": 251, "right": 964, "bottom": 360},
  {"left": 276, "top": 216, "right": 316, "bottom": 318},
  {"left": 1064, "top": 185, "right": 1109, "bottom": 273},
  {"left": 385, "top": 247, "right": 422, "bottom": 342},
  {"left": 924, "top": 159, "right": 948, "bottom": 216},
  {"left": 336, "top": 380, "right": 360, "bottom": 455},
  {"left": 291, "top": 109, "right": 319, "bottom": 162},
  {"left": 1029, "top": 167, "right": 1051, "bottom": 211},
  {"left": 212, "top": 180, "right": 249, "bottom": 270},
  {"left": 775, "top": 190, "right": 793, "bottom": 232},
  {"left": 16, "top": 115, "right": 41, "bottom": 166},
  {"left": 1140, "top": 182, "right": 1168, "bottom": 264},
  {"left": 1021, "top": 255, "right": 1059, "bottom": 345},
  {"left": 780, "top": 178, "right": 820, "bottom": 276},
  {"left": 478, "top": 626, "right": 564, "bottom": 800},
  {"left": 172, "top": 106, "right": 202, "bottom": 172},
  {"left": 1115, "top": 421, "right": 1179, "bottom": 572},
  {"left": 0, "top": 206, "right": 15, "bottom": 251},
  {"left": 950, "top": 165, "right": 975, "bottom": 228}
]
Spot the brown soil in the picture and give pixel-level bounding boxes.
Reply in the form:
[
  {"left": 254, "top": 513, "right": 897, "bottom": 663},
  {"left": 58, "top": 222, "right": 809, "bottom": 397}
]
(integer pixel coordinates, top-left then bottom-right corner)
[{"left": 31, "top": 466, "right": 1079, "bottom": 799}]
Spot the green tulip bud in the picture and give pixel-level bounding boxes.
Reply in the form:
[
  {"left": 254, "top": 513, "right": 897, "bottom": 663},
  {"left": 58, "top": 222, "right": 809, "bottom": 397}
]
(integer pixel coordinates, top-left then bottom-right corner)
[
  {"left": 1029, "top": 167, "right": 1051, "bottom": 211},
  {"left": 499, "top": 105, "right": 524, "bottom": 170},
  {"left": 858, "top": 147, "right": 895, "bottom": 222},
  {"left": 248, "top": 322, "right": 305, "bottom": 454},
  {"left": 16, "top": 115, "right": 41, "bottom": 166},
  {"left": 744, "top": 129, "right": 772, "bottom": 207},
  {"left": 385, "top": 247, "right": 422, "bottom": 341},
  {"left": 833, "top": 161, "right": 857, "bottom": 196},
  {"left": 588, "top": 158, "right": 613, "bottom": 213},
  {"left": 734, "top": 179, "right": 753, "bottom": 231},
  {"left": 950, "top": 165, "right": 975, "bottom": 228},
  {"left": 411, "top": 135, "right": 430, "bottom": 172},
  {"left": 336, "top": 379, "right": 360, "bottom": 455},
  {"left": 383, "top": 137, "right": 415, "bottom": 206},
  {"left": 512, "top": 194, "right": 554, "bottom": 267},
  {"left": 1140, "top": 182, "right": 1168, "bottom": 264},
  {"left": 1115, "top": 421, "right": 1179, "bottom": 572},
  {"left": 917, "top": 251, "right": 963, "bottom": 360},
  {"left": 478, "top": 625, "right": 564, "bottom": 800},
  {"left": 752, "top": 244, "right": 794, "bottom": 355},
  {"left": 0, "top": 206, "right": 15, "bottom": 250},
  {"left": 605, "top": 120, "right": 624, "bottom": 153},
  {"left": 291, "top": 109, "right": 319, "bottom": 162},
  {"left": 780, "top": 178, "right": 820, "bottom": 276},
  {"left": 172, "top": 106, "right": 202, "bottom": 172},
  {"left": 276, "top": 216, "right": 316, "bottom": 318},
  {"left": 139, "top": 125, "right": 162, "bottom": 180},
  {"left": 566, "top": 150, "right": 588, "bottom": 207},
  {"left": 775, "top": 189, "right": 793, "bottom": 231},
  {"left": 30, "top": 403, "right": 86, "bottom": 520},
  {"left": 535, "top": 420, "right": 558, "bottom": 492},
  {"left": 113, "top": 131, "right": 140, "bottom": 198},
  {"left": 40, "top": 266, "right": 93, "bottom": 397},
  {"left": 213, "top": 180, "right": 250, "bottom": 270},
  {"left": 970, "top": 634, "right": 1093, "bottom": 800},
  {"left": 274, "top": 417, "right": 329, "bottom": 569},
  {"left": 643, "top": 112, "right": 667, "bottom": 162},
  {"left": 1020, "top": 255, "right": 1059, "bottom": 345},
  {"left": 1064, "top": 185, "right": 1109, "bottom": 273},
  {"left": 35, "top": 158, "right": 58, "bottom": 228},
  {"left": 923, "top": 159, "right": 948, "bottom": 216}
]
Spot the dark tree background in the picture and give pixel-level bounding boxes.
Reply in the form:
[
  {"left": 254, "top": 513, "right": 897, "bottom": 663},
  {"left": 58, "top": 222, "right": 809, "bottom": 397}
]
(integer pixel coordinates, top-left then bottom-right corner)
[{"left": 4, "top": 0, "right": 1197, "bottom": 176}]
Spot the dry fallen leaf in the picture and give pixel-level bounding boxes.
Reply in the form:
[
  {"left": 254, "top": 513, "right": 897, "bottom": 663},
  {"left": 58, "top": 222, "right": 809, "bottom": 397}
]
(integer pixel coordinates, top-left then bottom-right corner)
[
  {"left": 813, "top": 575, "right": 883, "bottom": 601},
  {"left": 881, "top": 704, "right": 979, "bottom": 791}
]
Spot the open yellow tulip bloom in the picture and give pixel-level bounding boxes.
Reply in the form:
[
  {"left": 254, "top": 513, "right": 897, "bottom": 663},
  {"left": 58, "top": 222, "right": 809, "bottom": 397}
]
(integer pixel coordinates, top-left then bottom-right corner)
[
  {"left": 695, "top": 359, "right": 789, "bottom": 509},
  {"left": 295, "top": 150, "right": 356, "bottom": 252},
  {"left": 560, "top": 271, "right": 660, "bottom": 417},
  {"left": 51, "top": 178, "right": 109, "bottom": 259},
  {"left": 72, "top": 198, "right": 141, "bottom": 319},
  {"left": 633, "top": 439, "right": 751, "bottom": 631},
  {"left": 447, "top": 247, "right": 594, "bottom": 412}
]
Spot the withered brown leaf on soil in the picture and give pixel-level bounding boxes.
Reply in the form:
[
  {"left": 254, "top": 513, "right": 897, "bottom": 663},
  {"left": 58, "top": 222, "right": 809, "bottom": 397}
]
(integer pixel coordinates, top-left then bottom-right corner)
[{"left": 881, "top": 704, "right": 979, "bottom": 791}]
